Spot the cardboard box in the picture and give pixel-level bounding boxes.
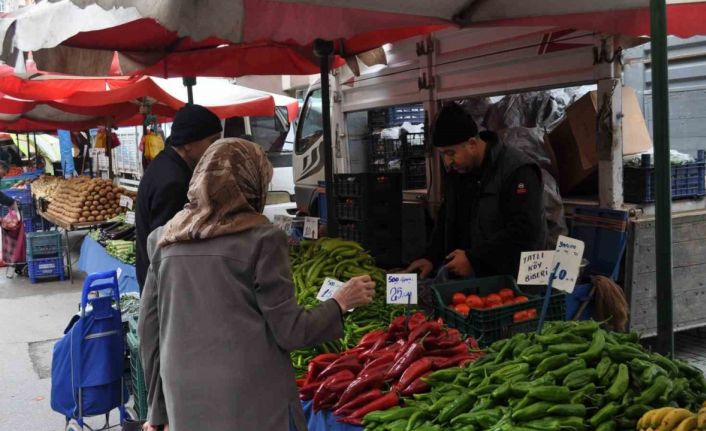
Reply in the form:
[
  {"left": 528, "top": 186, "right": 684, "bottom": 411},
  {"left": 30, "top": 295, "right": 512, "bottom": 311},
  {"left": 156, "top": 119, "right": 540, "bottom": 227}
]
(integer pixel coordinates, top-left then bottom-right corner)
[{"left": 549, "top": 87, "right": 652, "bottom": 195}]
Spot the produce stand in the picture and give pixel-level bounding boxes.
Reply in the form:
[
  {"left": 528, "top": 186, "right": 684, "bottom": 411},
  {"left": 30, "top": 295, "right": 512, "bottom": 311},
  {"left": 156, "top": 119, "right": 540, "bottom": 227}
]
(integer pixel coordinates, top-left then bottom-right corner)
[{"left": 77, "top": 236, "right": 138, "bottom": 294}]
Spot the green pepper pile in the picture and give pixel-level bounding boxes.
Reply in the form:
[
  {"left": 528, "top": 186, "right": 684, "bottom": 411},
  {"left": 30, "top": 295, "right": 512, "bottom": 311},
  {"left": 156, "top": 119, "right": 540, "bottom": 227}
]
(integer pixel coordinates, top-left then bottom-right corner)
[
  {"left": 289, "top": 238, "right": 404, "bottom": 377},
  {"left": 362, "top": 320, "right": 706, "bottom": 431}
]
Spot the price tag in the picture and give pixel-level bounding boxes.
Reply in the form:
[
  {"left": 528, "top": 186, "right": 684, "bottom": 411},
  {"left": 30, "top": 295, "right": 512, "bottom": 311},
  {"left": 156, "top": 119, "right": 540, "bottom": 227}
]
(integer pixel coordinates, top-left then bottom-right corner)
[
  {"left": 517, "top": 250, "right": 555, "bottom": 285},
  {"left": 303, "top": 217, "right": 319, "bottom": 239},
  {"left": 386, "top": 273, "right": 418, "bottom": 305},
  {"left": 274, "top": 215, "right": 293, "bottom": 232},
  {"left": 101, "top": 171, "right": 109, "bottom": 180},
  {"left": 550, "top": 235, "right": 585, "bottom": 293},
  {"left": 119, "top": 195, "right": 134, "bottom": 210},
  {"left": 316, "top": 277, "right": 344, "bottom": 301},
  {"left": 116, "top": 267, "right": 123, "bottom": 280},
  {"left": 89, "top": 148, "right": 100, "bottom": 157},
  {"left": 125, "top": 211, "right": 135, "bottom": 226}
]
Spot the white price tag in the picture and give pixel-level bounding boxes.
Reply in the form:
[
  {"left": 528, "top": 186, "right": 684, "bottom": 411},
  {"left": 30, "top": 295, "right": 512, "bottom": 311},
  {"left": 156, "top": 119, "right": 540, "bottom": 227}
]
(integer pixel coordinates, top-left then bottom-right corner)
[
  {"left": 125, "top": 211, "right": 135, "bottom": 226},
  {"left": 550, "top": 235, "right": 585, "bottom": 293},
  {"left": 517, "top": 250, "right": 555, "bottom": 285},
  {"left": 386, "top": 273, "right": 418, "bottom": 305},
  {"left": 89, "top": 148, "right": 100, "bottom": 157},
  {"left": 317, "top": 278, "right": 344, "bottom": 301},
  {"left": 274, "top": 215, "right": 293, "bottom": 232},
  {"left": 303, "top": 217, "right": 319, "bottom": 239},
  {"left": 116, "top": 267, "right": 123, "bottom": 280},
  {"left": 101, "top": 171, "right": 109, "bottom": 180},
  {"left": 119, "top": 195, "right": 134, "bottom": 210}
]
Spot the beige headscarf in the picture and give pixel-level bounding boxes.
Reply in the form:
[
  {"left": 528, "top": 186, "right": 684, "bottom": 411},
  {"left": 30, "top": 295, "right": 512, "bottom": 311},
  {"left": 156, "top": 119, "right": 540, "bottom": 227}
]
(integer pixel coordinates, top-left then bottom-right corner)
[{"left": 159, "top": 138, "right": 273, "bottom": 247}]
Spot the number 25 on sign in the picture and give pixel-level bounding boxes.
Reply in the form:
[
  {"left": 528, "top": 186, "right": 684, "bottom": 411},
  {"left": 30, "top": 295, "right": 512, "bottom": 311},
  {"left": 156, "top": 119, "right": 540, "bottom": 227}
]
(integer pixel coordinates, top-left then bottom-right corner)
[{"left": 386, "top": 274, "right": 418, "bottom": 305}]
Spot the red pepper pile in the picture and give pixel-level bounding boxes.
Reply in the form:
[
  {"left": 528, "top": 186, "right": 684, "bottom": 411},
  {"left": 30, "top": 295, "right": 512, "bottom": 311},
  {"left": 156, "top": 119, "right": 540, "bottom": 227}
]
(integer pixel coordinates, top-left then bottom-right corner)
[{"left": 297, "top": 312, "right": 482, "bottom": 426}]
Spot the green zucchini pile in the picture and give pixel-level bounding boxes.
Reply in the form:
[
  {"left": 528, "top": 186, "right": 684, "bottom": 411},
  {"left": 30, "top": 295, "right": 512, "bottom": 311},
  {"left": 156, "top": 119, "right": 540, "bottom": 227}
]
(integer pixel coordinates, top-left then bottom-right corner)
[{"left": 362, "top": 320, "right": 706, "bottom": 431}]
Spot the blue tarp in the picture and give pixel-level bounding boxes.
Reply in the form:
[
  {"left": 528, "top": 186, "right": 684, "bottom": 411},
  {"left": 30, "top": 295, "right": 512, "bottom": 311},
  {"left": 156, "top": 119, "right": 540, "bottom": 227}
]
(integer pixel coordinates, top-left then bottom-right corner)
[
  {"left": 77, "top": 237, "right": 139, "bottom": 294},
  {"left": 301, "top": 400, "right": 363, "bottom": 431}
]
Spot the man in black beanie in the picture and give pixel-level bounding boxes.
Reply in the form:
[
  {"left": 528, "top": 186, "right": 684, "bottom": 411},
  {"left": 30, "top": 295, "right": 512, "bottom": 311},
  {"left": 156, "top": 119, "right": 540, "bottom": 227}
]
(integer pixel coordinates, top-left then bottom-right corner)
[
  {"left": 136, "top": 104, "right": 222, "bottom": 290},
  {"left": 407, "top": 102, "right": 546, "bottom": 279}
]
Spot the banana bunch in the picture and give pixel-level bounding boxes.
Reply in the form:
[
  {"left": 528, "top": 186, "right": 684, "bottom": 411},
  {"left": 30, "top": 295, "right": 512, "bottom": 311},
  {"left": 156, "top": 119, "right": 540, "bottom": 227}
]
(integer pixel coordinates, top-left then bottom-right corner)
[{"left": 637, "top": 402, "right": 706, "bottom": 431}]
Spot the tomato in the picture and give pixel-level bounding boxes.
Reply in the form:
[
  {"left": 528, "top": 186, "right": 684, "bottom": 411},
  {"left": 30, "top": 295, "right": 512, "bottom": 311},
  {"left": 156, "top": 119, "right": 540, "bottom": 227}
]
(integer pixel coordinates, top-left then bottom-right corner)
[
  {"left": 451, "top": 292, "right": 467, "bottom": 305},
  {"left": 514, "top": 296, "right": 529, "bottom": 304},
  {"left": 513, "top": 310, "right": 529, "bottom": 322},
  {"left": 498, "top": 288, "right": 515, "bottom": 301},
  {"left": 454, "top": 303, "right": 471, "bottom": 316},
  {"left": 502, "top": 299, "right": 515, "bottom": 306},
  {"left": 484, "top": 294, "right": 503, "bottom": 308},
  {"left": 526, "top": 308, "right": 538, "bottom": 319},
  {"left": 465, "top": 294, "right": 484, "bottom": 310}
]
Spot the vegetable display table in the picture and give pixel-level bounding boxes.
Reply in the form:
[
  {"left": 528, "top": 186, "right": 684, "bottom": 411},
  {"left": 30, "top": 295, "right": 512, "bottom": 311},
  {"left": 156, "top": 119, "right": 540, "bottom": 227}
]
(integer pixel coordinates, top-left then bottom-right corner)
[
  {"left": 301, "top": 400, "right": 362, "bottom": 431},
  {"left": 77, "top": 236, "right": 139, "bottom": 294}
]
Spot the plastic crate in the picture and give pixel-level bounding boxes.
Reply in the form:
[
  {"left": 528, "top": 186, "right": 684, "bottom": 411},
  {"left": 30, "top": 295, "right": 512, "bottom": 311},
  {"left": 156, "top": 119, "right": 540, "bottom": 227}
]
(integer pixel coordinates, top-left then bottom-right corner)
[
  {"left": 0, "top": 202, "right": 35, "bottom": 220},
  {"left": 338, "top": 220, "right": 402, "bottom": 267},
  {"left": 26, "top": 231, "right": 63, "bottom": 259},
  {"left": 624, "top": 151, "right": 706, "bottom": 203},
  {"left": 388, "top": 104, "right": 425, "bottom": 126},
  {"left": 334, "top": 173, "right": 402, "bottom": 200},
  {"left": 23, "top": 218, "right": 36, "bottom": 233},
  {"left": 2, "top": 187, "right": 32, "bottom": 205},
  {"left": 431, "top": 276, "right": 566, "bottom": 346},
  {"left": 368, "top": 109, "right": 388, "bottom": 129},
  {"left": 402, "top": 132, "right": 426, "bottom": 158},
  {"left": 27, "top": 256, "right": 65, "bottom": 283},
  {"left": 127, "top": 318, "right": 148, "bottom": 420},
  {"left": 0, "top": 178, "right": 20, "bottom": 189},
  {"left": 336, "top": 198, "right": 400, "bottom": 222}
]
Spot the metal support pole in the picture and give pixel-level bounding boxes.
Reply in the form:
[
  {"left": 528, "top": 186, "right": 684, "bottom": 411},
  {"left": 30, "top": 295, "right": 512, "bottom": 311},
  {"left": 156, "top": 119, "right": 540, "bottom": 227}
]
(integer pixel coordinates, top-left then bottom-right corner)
[
  {"left": 32, "top": 131, "right": 39, "bottom": 167},
  {"left": 183, "top": 77, "right": 196, "bottom": 104},
  {"left": 651, "top": 0, "right": 674, "bottom": 357},
  {"left": 314, "top": 39, "right": 337, "bottom": 237}
]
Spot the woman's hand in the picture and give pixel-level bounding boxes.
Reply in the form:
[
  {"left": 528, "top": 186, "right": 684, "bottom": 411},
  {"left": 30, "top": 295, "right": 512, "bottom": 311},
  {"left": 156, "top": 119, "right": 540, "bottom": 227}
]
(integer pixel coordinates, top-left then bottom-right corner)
[{"left": 333, "top": 275, "right": 376, "bottom": 312}]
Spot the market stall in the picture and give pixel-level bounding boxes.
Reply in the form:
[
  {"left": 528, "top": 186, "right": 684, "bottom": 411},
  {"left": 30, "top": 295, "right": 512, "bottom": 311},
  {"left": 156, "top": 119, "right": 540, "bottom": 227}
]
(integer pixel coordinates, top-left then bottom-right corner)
[{"left": 77, "top": 236, "right": 137, "bottom": 294}]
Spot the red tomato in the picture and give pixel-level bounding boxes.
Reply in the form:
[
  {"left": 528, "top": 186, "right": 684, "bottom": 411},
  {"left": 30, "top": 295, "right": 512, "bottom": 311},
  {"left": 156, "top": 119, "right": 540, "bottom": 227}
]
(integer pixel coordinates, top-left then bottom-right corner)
[
  {"left": 498, "top": 288, "right": 515, "bottom": 301},
  {"left": 502, "top": 299, "right": 515, "bottom": 306},
  {"left": 465, "top": 294, "right": 484, "bottom": 310},
  {"left": 454, "top": 303, "right": 471, "bottom": 316},
  {"left": 526, "top": 308, "right": 538, "bottom": 319},
  {"left": 514, "top": 296, "right": 529, "bottom": 304},
  {"left": 484, "top": 294, "right": 503, "bottom": 308},
  {"left": 452, "top": 292, "right": 467, "bottom": 305},
  {"left": 513, "top": 310, "right": 529, "bottom": 322}
]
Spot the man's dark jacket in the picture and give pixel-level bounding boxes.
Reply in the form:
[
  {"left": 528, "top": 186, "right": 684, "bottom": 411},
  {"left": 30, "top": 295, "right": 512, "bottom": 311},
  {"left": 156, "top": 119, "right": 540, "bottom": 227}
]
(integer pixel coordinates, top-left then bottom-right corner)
[
  {"left": 424, "top": 132, "right": 546, "bottom": 277},
  {"left": 136, "top": 147, "right": 192, "bottom": 289}
]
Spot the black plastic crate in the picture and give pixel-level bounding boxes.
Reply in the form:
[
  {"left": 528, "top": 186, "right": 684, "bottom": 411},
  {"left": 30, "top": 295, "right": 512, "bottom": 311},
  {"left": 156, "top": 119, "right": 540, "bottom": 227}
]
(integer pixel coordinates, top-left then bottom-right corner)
[
  {"left": 431, "top": 276, "right": 566, "bottom": 346},
  {"left": 402, "top": 132, "right": 426, "bottom": 158},
  {"left": 371, "top": 136, "right": 403, "bottom": 158},
  {"left": 334, "top": 173, "right": 402, "bottom": 200},
  {"left": 368, "top": 109, "right": 388, "bottom": 129},
  {"left": 624, "top": 151, "right": 706, "bottom": 203},
  {"left": 336, "top": 197, "right": 401, "bottom": 222}
]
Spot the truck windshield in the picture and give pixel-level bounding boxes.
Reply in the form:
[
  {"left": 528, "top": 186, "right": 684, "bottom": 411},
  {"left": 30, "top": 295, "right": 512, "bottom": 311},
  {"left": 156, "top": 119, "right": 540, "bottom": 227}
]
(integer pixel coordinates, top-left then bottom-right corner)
[{"left": 296, "top": 89, "right": 323, "bottom": 154}]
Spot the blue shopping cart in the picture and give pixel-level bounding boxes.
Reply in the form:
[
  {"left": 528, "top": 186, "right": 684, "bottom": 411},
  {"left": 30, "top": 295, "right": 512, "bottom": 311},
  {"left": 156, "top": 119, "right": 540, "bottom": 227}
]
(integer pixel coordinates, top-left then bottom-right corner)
[{"left": 51, "top": 270, "right": 135, "bottom": 430}]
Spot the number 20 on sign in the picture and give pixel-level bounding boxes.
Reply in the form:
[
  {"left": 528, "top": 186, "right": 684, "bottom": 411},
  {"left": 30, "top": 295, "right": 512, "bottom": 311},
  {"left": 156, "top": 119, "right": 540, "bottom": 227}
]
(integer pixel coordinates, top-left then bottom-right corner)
[{"left": 386, "top": 274, "right": 418, "bottom": 305}]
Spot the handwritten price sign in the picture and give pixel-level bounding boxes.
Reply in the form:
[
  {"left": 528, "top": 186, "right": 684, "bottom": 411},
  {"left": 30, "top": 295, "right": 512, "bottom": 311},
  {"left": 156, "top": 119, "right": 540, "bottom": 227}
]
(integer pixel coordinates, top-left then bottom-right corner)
[
  {"left": 386, "top": 274, "right": 418, "bottom": 305},
  {"left": 551, "top": 235, "right": 585, "bottom": 293},
  {"left": 316, "top": 278, "right": 344, "bottom": 301},
  {"left": 517, "top": 250, "right": 554, "bottom": 285}
]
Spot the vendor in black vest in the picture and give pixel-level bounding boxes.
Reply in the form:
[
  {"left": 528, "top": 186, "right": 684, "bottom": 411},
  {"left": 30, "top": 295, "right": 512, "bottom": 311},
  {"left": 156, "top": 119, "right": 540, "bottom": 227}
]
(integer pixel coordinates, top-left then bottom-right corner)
[
  {"left": 406, "top": 102, "right": 546, "bottom": 279},
  {"left": 136, "top": 104, "right": 222, "bottom": 291}
]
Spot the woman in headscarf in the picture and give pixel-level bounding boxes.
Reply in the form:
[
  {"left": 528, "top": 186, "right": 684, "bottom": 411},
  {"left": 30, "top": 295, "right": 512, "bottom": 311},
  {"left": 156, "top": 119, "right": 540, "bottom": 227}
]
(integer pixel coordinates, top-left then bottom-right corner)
[{"left": 138, "top": 138, "right": 376, "bottom": 431}]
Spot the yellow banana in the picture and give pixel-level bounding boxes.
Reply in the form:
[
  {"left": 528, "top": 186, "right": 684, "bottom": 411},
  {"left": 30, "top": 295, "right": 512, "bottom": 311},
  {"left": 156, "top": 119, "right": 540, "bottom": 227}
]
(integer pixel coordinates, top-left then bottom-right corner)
[
  {"left": 673, "top": 415, "right": 697, "bottom": 431},
  {"left": 651, "top": 408, "right": 677, "bottom": 429},
  {"left": 697, "top": 408, "right": 706, "bottom": 430},
  {"left": 638, "top": 411, "right": 653, "bottom": 430},
  {"left": 659, "top": 409, "right": 693, "bottom": 431}
]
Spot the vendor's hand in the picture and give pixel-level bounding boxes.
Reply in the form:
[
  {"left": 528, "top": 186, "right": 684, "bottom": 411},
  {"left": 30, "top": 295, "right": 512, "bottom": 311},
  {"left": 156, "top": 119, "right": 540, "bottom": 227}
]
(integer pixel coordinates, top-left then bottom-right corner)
[
  {"left": 406, "top": 258, "right": 433, "bottom": 279},
  {"left": 446, "top": 250, "right": 473, "bottom": 277},
  {"left": 333, "top": 275, "right": 375, "bottom": 312}
]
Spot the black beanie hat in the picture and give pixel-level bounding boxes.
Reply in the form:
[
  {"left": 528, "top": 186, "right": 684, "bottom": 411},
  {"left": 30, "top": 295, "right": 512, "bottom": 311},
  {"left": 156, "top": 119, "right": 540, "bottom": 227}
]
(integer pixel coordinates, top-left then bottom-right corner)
[
  {"left": 432, "top": 102, "right": 479, "bottom": 147},
  {"left": 169, "top": 104, "right": 223, "bottom": 147}
]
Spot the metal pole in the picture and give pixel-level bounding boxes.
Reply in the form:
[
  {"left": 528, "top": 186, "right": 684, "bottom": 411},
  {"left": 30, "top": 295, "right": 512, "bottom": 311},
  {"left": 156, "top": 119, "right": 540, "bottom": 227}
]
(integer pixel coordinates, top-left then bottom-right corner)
[
  {"left": 651, "top": 0, "right": 674, "bottom": 357},
  {"left": 314, "top": 39, "right": 337, "bottom": 237},
  {"left": 183, "top": 77, "right": 196, "bottom": 104},
  {"left": 32, "top": 131, "right": 38, "bottom": 167}
]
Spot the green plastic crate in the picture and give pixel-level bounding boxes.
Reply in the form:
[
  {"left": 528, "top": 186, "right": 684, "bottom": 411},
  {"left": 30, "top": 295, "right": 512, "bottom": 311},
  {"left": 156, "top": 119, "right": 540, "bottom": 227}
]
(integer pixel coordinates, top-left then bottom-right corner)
[
  {"left": 127, "top": 318, "right": 148, "bottom": 420},
  {"left": 431, "top": 275, "right": 566, "bottom": 346},
  {"left": 0, "top": 178, "right": 20, "bottom": 189}
]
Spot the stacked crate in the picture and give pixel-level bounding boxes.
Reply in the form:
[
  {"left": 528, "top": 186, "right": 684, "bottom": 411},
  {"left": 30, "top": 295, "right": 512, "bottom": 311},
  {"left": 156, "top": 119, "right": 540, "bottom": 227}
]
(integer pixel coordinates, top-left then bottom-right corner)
[
  {"left": 0, "top": 187, "right": 40, "bottom": 233},
  {"left": 334, "top": 173, "right": 402, "bottom": 267},
  {"left": 25, "top": 231, "right": 65, "bottom": 283}
]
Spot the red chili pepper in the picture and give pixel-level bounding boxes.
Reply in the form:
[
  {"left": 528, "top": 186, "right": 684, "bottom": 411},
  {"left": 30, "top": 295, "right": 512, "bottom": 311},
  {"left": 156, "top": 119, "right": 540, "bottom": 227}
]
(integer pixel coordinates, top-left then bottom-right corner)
[
  {"left": 299, "top": 381, "right": 320, "bottom": 400},
  {"left": 356, "top": 329, "right": 387, "bottom": 349},
  {"left": 358, "top": 332, "right": 392, "bottom": 361},
  {"left": 385, "top": 341, "right": 425, "bottom": 380},
  {"left": 312, "top": 353, "right": 340, "bottom": 364},
  {"left": 360, "top": 351, "right": 396, "bottom": 373},
  {"left": 347, "top": 391, "right": 399, "bottom": 420},
  {"left": 423, "top": 356, "right": 452, "bottom": 369},
  {"left": 333, "top": 389, "right": 382, "bottom": 417},
  {"left": 400, "top": 371, "right": 432, "bottom": 396},
  {"left": 407, "top": 312, "right": 427, "bottom": 332},
  {"left": 465, "top": 336, "right": 481, "bottom": 350},
  {"left": 425, "top": 342, "right": 468, "bottom": 357},
  {"left": 424, "top": 332, "right": 463, "bottom": 350},
  {"left": 295, "top": 377, "right": 306, "bottom": 387},
  {"left": 388, "top": 315, "right": 407, "bottom": 333},
  {"left": 397, "top": 357, "right": 433, "bottom": 389},
  {"left": 459, "top": 357, "right": 477, "bottom": 367},
  {"left": 408, "top": 320, "right": 442, "bottom": 344},
  {"left": 317, "top": 355, "right": 362, "bottom": 381},
  {"left": 335, "top": 366, "right": 387, "bottom": 408},
  {"left": 438, "top": 353, "right": 476, "bottom": 369},
  {"left": 312, "top": 370, "right": 355, "bottom": 411}
]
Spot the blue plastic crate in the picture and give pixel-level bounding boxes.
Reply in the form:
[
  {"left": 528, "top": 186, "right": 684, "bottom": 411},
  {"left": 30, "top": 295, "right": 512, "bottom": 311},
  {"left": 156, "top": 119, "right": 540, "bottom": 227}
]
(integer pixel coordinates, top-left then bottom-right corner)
[
  {"left": 27, "top": 256, "right": 65, "bottom": 283},
  {"left": 23, "top": 218, "right": 36, "bottom": 233},
  {"left": 624, "top": 150, "right": 706, "bottom": 203},
  {"left": 387, "top": 104, "right": 425, "bottom": 126},
  {"left": 0, "top": 202, "right": 35, "bottom": 220},
  {"left": 26, "top": 231, "right": 63, "bottom": 259},
  {"left": 2, "top": 187, "right": 32, "bottom": 205}
]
